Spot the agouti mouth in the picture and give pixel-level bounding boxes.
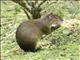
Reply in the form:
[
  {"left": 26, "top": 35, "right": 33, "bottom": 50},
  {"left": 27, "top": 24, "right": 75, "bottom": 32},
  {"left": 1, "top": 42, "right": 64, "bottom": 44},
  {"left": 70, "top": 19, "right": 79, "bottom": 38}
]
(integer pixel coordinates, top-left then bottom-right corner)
[{"left": 51, "top": 24, "right": 60, "bottom": 31}]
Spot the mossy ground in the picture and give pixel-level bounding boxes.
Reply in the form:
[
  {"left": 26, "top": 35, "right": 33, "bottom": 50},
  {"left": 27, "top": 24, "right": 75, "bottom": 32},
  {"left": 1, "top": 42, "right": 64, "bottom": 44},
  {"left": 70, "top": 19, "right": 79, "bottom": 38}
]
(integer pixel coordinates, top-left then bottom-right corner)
[{"left": 1, "top": 1, "right": 80, "bottom": 60}]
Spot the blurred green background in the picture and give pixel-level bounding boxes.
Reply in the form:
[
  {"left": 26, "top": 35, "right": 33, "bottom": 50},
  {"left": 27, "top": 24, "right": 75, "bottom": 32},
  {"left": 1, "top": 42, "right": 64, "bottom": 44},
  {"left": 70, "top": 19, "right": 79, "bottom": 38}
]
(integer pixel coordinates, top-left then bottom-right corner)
[{"left": 1, "top": 1, "right": 80, "bottom": 60}]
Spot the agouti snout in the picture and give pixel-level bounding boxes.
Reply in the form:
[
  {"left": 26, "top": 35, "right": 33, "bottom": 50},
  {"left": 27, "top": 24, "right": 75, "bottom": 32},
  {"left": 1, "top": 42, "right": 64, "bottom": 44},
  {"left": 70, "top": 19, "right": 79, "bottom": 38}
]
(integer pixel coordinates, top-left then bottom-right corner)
[{"left": 16, "top": 13, "right": 63, "bottom": 52}]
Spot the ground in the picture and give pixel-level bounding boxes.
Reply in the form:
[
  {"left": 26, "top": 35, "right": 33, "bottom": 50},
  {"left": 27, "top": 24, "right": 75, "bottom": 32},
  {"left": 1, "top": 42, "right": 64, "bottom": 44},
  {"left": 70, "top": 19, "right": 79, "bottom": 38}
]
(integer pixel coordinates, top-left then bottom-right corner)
[{"left": 1, "top": 1, "right": 80, "bottom": 60}]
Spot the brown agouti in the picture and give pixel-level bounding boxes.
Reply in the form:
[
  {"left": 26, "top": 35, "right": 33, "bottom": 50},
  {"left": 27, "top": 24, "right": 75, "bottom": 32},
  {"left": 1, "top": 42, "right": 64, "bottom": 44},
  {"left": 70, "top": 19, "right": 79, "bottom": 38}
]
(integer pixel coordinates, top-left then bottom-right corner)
[{"left": 16, "top": 13, "right": 63, "bottom": 52}]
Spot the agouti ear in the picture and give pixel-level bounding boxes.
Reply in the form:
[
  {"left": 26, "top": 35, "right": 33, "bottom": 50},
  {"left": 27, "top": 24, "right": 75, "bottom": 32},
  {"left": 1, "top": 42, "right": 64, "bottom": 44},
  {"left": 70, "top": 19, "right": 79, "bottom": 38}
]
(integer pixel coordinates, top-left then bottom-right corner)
[
  {"left": 47, "top": 12, "right": 53, "bottom": 15},
  {"left": 49, "top": 12, "right": 53, "bottom": 15},
  {"left": 48, "top": 12, "right": 54, "bottom": 20}
]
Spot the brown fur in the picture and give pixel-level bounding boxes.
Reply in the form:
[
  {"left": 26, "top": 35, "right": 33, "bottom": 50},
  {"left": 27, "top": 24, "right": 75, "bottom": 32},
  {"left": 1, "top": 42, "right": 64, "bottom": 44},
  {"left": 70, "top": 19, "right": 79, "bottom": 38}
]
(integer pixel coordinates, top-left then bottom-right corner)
[{"left": 16, "top": 13, "right": 63, "bottom": 52}]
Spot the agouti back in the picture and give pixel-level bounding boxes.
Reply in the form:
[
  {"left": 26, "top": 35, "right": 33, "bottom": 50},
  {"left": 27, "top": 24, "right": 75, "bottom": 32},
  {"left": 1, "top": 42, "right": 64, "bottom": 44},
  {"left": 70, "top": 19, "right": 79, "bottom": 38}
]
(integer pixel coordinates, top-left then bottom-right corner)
[{"left": 16, "top": 13, "right": 63, "bottom": 52}]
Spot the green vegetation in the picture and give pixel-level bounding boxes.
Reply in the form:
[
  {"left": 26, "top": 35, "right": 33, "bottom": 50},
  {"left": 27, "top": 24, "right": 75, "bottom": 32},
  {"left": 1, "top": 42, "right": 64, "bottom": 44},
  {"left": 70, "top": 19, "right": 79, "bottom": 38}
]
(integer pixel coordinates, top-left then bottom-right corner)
[{"left": 1, "top": 1, "right": 80, "bottom": 60}]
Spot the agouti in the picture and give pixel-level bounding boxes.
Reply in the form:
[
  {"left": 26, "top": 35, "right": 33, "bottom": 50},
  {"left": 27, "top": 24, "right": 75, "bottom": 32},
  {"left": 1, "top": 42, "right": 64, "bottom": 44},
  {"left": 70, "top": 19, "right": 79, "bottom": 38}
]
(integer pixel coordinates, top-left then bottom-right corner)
[{"left": 16, "top": 13, "right": 63, "bottom": 52}]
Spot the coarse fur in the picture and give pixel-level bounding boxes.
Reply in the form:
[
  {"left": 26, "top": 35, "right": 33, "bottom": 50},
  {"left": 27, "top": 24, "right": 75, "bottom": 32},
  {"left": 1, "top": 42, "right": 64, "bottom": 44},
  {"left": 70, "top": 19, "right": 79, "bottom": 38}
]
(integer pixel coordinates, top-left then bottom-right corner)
[{"left": 16, "top": 13, "right": 63, "bottom": 52}]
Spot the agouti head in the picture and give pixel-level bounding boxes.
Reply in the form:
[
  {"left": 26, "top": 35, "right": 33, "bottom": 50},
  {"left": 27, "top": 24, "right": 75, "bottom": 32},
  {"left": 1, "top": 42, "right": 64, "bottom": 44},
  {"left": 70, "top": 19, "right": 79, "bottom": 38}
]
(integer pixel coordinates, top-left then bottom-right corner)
[
  {"left": 48, "top": 13, "right": 63, "bottom": 31},
  {"left": 38, "top": 12, "right": 63, "bottom": 34}
]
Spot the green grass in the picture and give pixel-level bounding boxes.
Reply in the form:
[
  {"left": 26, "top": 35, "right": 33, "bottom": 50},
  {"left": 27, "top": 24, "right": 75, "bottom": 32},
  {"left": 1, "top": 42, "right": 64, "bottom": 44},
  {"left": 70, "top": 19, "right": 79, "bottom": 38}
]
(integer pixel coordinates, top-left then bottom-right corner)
[{"left": 1, "top": 1, "right": 80, "bottom": 60}]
